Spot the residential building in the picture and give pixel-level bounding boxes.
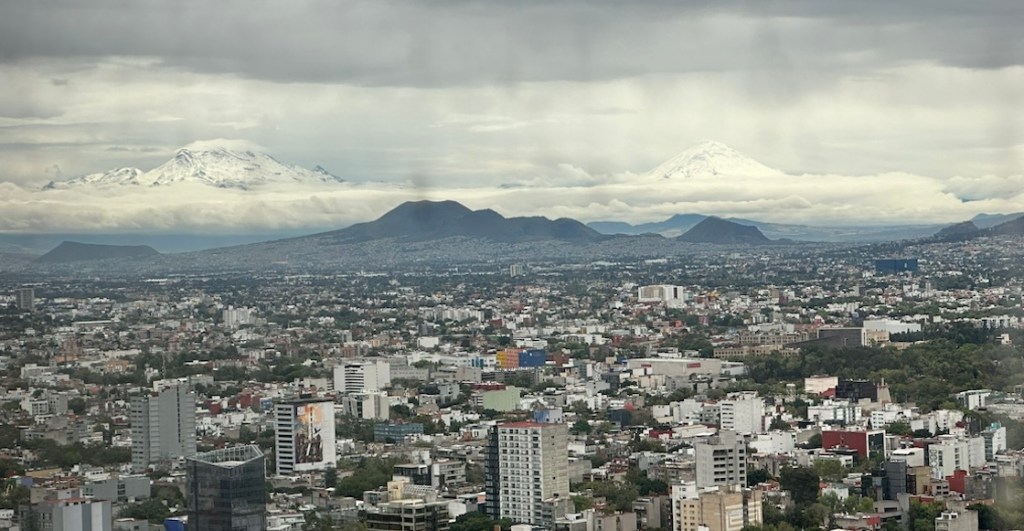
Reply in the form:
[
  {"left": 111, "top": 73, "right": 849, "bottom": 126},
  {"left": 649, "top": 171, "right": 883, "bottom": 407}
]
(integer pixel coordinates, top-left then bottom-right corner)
[
  {"left": 671, "top": 483, "right": 763, "bottom": 531},
  {"left": 16, "top": 288, "right": 35, "bottom": 312},
  {"left": 981, "top": 422, "right": 1007, "bottom": 461},
  {"left": 341, "top": 392, "right": 390, "bottom": 420},
  {"left": 186, "top": 445, "right": 266, "bottom": 531},
  {"left": 365, "top": 499, "right": 450, "bottom": 531},
  {"left": 934, "top": 511, "right": 978, "bottom": 531},
  {"left": 719, "top": 393, "right": 763, "bottom": 435},
  {"left": 955, "top": 390, "right": 991, "bottom": 411},
  {"left": 485, "top": 422, "right": 570, "bottom": 526},
  {"left": 28, "top": 493, "right": 112, "bottom": 531},
  {"left": 933, "top": 435, "right": 970, "bottom": 482},
  {"left": 333, "top": 361, "right": 390, "bottom": 394},
  {"left": 275, "top": 397, "right": 336, "bottom": 475},
  {"left": 130, "top": 383, "right": 197, "bottom": 472},
  {"left": 695, "top": 430, "right": 747, "bottom": 488}
]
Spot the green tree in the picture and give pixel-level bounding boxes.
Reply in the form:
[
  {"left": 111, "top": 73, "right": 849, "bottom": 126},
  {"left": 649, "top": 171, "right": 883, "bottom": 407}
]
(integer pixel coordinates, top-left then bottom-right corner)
[
  {"left": 450, "top": 512, "right": 513, "bottom": 531},
  {"left": 747, "top": 468, "right": 773, "bottom": 487},
  {"left": 571, "top": 419, "right": 592, "bottom": 435},
  {"left": 335, "top": 457, "right": 398, "bottom": 498},
  {"left": 67, "top": 397, "right": 87, "bottom": 415},
  {"left": 572, "top": 495, "right": 594, "bottom": 511},
  {"left": 119, "top": 498, "right": 170, "bottom": 523},
  {"left": 908, "top": 500, "right": 944, "bottom": 531},
  {"left": 769, "top": 416, "right": 791, "bottom": 431},
  {"left": 779, "top": 467, "right": 820, "bottom": 506},
  {"left": 885, "top": 421, "right": 913, "bottom": 436},
  {"left": 812, "top": 459, "right": 844, "bottom": 482}
]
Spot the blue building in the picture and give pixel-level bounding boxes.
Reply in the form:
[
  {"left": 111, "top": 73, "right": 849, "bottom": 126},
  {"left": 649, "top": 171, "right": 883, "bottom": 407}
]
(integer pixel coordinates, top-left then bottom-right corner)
[
  {"left": 874, "top": 258, "right": 918, "bottom": 274},
  {"left": 518, "top": 349, "right": 547, "bottom": 368},
  {"left": 374, "top": 423, "right": 425, "bottom": 443}
]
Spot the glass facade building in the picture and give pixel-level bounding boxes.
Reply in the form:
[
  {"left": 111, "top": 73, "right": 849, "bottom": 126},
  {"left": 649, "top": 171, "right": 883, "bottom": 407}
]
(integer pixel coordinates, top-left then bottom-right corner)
[{"left": 186, "top": 445, "right": 267, "bottom": 531}]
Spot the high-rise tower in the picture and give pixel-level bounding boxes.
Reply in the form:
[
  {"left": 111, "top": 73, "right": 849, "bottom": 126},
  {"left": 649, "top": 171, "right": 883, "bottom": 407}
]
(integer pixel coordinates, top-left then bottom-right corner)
[
  {"left": 484, "top": 422, "right": 569, "bottom": 526},
  {"left": 186, "top": 445, "right": 267, "bottom": 531},
  {"left": 130, "top": 383, "right": 197, "bottom": 472}
]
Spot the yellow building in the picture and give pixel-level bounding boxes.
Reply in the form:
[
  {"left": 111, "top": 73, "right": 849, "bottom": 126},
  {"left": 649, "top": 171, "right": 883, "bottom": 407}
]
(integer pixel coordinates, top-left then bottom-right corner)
[
  {"left": 672, "top": 483, "right": 763, "bottom": 531},
  {"left": 496, "top": 348, "right": 522, "bottom": 369}
]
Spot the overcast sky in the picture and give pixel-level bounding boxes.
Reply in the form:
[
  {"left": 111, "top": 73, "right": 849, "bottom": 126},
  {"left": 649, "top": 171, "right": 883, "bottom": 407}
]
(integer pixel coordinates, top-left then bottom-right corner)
[{"left": 1, "top": 0, "right": 1023, "bottom": 232}]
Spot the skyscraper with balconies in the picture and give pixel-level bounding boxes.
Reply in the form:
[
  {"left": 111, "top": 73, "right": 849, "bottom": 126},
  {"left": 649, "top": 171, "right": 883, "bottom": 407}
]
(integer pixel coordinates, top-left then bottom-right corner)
[{"left": 484, "top": 421, "right": 569, "bottom": 526}]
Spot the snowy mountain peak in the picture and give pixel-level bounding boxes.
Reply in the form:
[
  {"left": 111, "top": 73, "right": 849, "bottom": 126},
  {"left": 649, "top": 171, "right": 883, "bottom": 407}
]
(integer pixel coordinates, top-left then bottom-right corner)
[
  {"left": 43, "top": 143, "right": 345, "bottom": 190},
  {"left": 648, "top": 140, "right": 780, "bottom": 179}
]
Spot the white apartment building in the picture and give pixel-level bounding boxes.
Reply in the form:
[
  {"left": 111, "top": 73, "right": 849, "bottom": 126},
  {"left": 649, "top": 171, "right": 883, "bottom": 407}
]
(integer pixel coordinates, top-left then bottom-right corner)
[
  {"left": 719, "top": 393, "right": 763, "bottom": 435},
  {"left": 956, "top": 390, "right": 992, "bottom": 411},
  {"left": 341, "top": 392, "right": 391, "bottom": 420},
  {"left": 222, "top": 306, "right": 257, "bottom": 329},
  {"left": 928, "top": 434, "right": 986, "bottom": 479},
  {"left": 807, "top": 400, "right": 861, "bottom": 425},
  {"left": 870, "top": 404, "right": 914, "bottom": 430},
  {"left": 333, "top": 360, "right": 391, "bottom": 394}
]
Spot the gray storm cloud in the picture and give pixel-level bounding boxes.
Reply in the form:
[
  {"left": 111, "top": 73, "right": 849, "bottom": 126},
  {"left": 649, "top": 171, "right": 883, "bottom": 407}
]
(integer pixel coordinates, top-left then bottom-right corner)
[{"left": 0, "top": 1, "right": 1022, "bottom": 232}]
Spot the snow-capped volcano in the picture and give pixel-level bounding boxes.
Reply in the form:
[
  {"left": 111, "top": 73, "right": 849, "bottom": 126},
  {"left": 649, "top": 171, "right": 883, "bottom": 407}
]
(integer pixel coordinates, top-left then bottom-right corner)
[
  {"left": 44, "top": 145, "right": 345, "bottom": 190},
  {"left": 648, "top": 140, "right": 781, "bottom": 179}
]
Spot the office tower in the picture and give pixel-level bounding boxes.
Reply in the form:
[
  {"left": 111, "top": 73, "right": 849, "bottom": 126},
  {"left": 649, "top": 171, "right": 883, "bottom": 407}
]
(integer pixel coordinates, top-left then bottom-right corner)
[
  {"left": 130, "top": 383, "right": 197, "bottom": 472},
  {"left": 485, "top": 421, "right": 570, "bottom": 526},
  {"left": 333, "top": 360, "right": 391, "bottom": 394},
  {"left": 186, "top": 445, "right": 267, "bottom": 531},
  {"left": 275, "top": 397, "right": 336, "bottom": 475},
  {"left": 695, "top": 430, "right": 747, "bottom": 488},
  {"left": 16, "top": 287, "right": 35, "bottom": 311}
]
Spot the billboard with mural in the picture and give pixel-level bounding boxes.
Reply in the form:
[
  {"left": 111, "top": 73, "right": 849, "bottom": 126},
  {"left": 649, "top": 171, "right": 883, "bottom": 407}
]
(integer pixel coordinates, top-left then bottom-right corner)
[{"left": 293, "top": 401, "right": 336, "bottom": 471}]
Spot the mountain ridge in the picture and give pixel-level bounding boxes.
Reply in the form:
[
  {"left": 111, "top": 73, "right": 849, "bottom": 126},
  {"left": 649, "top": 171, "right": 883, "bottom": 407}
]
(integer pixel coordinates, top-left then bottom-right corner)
[
  {"left": 43, "top": 145, "right": 344, "bottom": 190},
  {"left": 36, "top": 241, "right": 160, "bottom": 264},
  {"left": 327, "top": 200, "right": 604, "bottom": 243}
]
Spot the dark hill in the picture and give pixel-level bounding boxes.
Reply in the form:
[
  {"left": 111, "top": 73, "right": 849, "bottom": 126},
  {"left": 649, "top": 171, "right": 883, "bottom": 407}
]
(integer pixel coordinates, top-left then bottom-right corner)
[
  {"left": 990, "top": 215, "right": 1024, "bottom": 236},
  {"left": 934, "top": 221, "right": 980, "bottom": 239},
  {"left": 330, "top": 200, "right": 603, "bottom": 243},
  {"left": 36, "top": 241, "right": 160, "bottom": 264},
  {"left": 678, "top": 216, "right": 772, "bottom": 245}
]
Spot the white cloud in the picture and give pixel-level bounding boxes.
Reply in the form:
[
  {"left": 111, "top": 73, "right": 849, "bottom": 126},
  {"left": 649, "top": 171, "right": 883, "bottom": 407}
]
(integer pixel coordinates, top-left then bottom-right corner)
[{"left": 3, "top": 160, "right": 1023, "bottom": 235}]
